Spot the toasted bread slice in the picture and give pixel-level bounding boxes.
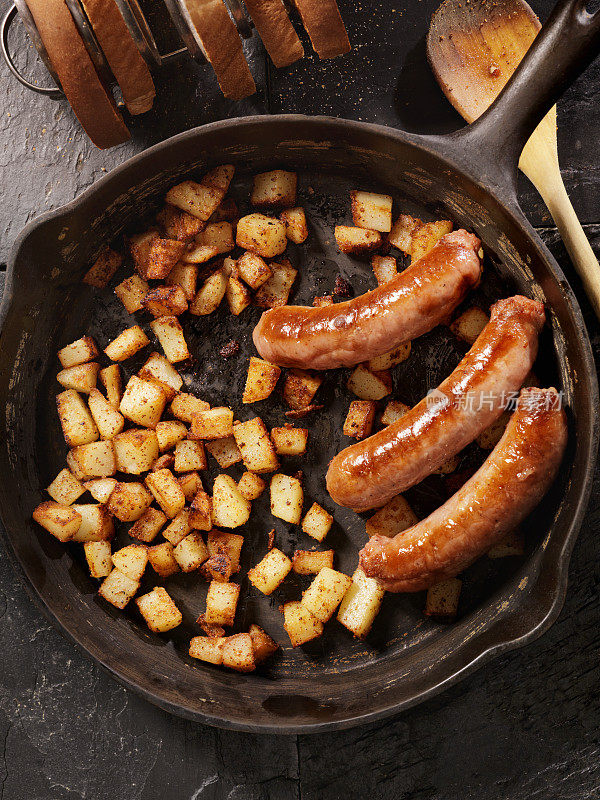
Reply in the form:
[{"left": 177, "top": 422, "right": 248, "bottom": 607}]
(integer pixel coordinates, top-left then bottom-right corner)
[
  {"left": 293, "top": 0, "right": 350, "bottom": 59},
  {"left": 244, "top": 0, "right": 304, "bottom": 67}
]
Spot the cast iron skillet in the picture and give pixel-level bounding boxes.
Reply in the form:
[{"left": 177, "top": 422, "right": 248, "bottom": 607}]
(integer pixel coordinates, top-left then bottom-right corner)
[{"left": 0, "top": 0, "right": 599, "bottom": 733}]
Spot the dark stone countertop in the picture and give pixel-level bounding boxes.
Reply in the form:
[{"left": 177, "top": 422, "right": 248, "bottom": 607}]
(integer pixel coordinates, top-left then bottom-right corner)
[{"left": 0, "top": 0, "right": 599, "bottom": 798}]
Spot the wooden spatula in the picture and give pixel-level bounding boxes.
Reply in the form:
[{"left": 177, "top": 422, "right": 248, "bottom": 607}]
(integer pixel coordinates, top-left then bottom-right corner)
[{"left": 427, "top": 0, "right": 600, "bottom": 318}]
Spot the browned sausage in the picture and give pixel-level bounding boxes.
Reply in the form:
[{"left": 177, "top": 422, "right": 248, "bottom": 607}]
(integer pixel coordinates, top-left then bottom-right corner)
[
  {"left": 327, "top": 295, "right": 546, "bottom": 511},
  {"left": 252, "top": 230, "right": 482, "bottom": 369},
  {"left": 359, "top": 387, "right": 567, "bottom": 592}
]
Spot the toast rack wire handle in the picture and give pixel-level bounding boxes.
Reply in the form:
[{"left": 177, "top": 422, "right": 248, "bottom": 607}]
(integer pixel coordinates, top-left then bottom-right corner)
[{"left": 1, "top": 4, "right": 62, "bottom": 97}]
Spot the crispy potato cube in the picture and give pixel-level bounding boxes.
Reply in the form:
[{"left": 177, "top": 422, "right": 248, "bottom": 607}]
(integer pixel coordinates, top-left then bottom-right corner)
[
  {"left": 488, "top": 529, "right": 525, "bottom": 558},
  {"left": 104, "top": 325, "right": 149, "bottom": 362},
  {"left": 381, "top": 400, "right": 410, "bottom": 426},
  {"left": 189, "top": 269, "right": 227, "bottom": 315},
  {"left": 476, "top": 411, "right": 511, "bottom": 450},
  {"left": 189, "top": 636, "right": 225, "bottom": 665},
  {"left": 251, "top": 170, "right": 297, "bottom": 208},
  {"left": 409, "top": 220, "right": 453, "bottom": 263},
  {"left": 129, "top": 507, "right": 167, "bottom": 543},
  {"left": 233, "top": 418, "right": 279, "bottom": 473},
  {"left": 178, "top": 471, "right": 202, "bottom": 501},
  {"left": 335, "top": 225, "right": 381, "bottom": 255},
  {"left": 84, "top": 540, "right": 113, "bottom": 578},
  {"left": 203, "top": 553, "right": 232, "bottom": 582},
  {"left": 150, "top": 316, "right": 190, "bottom": 363},
  {"left": 145, "top": 469, "right": 186, "bottom": 518},
  {"left": 201, "top": 164, "right": 235, "bottom": 193},
  {"left": 236, "top": 213, "right": 287, "bottom": 258},
  {"left": 156, "top": 420, "right": 188, "bottom": 452},
  {"left": 205, "top": 581, "right": 240, "bottom": 626},
  {"left": 337, "top": 568, "right": 385, "bottom": 638},
  {"left": 242, "top": 357, "right": 281, "bottom": 403},
  {"left": 196, "top": 222, "right": 234, "bottom": 254},
  {"left": 212, "top": 475, "right": 251, "bottom": 528},
  {"left": 205, "top": 436, "right": 242, "bottom": 468},
  {"left": 236, "top": 252, "right": 272, "bottom": 290},
  {"left": 83, "top": 246, "right": 122, "bottom": 288},
  {"left": 32, "top": 501, "right": 81, "bottom": 542},
  {"left": 114, "top": 274, "right": 150, "bottom": 313},
  {"left": 283, "top": 369, "right": 322, "bottom": 410},
  {"left": 237, "top": 471, "right": 266, "bottom": 501},
  {"left": 99, "top": 364, "right": 122, "bottom": 409},
  {"left": 98, "top": 569, "right": 139, "bottom": 609},
  {"left": 225, "top": 275, "right": 252, "bottom": 316},
  {"left": 138, "top": 352, "right": 183, "bottom": 400},
  {"left": 367, "top": 342, "right": 411, "bottom": 372},
  {"left": 142, "top": 285, "right": 188, "bottom": 318},
  {"left": 424, "top": 577, "right": 462, "bottom": 620},
  {"left": 161, "top": 508, "right": 192, "bottom": 545},
  {"left": 166, "top": 180, "right": 224, "bottom": 222},
  {"left": 57, "top": 389, "right": 99, "bottom": 447},
  {"left": 132, "top": 233, "right": 186, "bottom": 280},
  {"left": 211, "top": 196, "right": 238, "bottom": 222},
  {"left": 190, "top": 407, "right": 234, "bottom": 440},
  {"left": 113, "top": 428, "right": 159, "bottom": 474},
  {"left": 69, "top": 441, "right": 116, "bottom": 479},
  {"left": 248, "top": 548, "right": 292, "bottom": 595},
  {"left": 57, "top": 362, "right": 99, "bottom": 394},
  {"left": 183, "top": 243, "right": 219, "bottom": 264},
  {"left": 170, "top": 393, "right": 210, "bottom": 423},
  {"left": 148, "top": 541, "right": 180, "bottom": 577},
  {"left": 47, "top": 469, "right": 84, "bottom": 505},
  {"left": 351, "top": 191, "right": 393, "bottom": 232},
  {"left": 174, "top": 532, "right": 209, "bottom": 572},
  {"left": 347, "top": 364, "right": 392, "bottom": 400},
  {"left": 174, "top": 440, "right": 206, "bottom": 472},
  {"left": 58, "top": 336, "right": 99, "bottom": 369},
  {"left": 220, "top": 633, "right": 255, "bottom": 672},
  {"left": 292, "top": 549, "right": 334, "bottom": 575},
  {"left": 70, "top": 503, "right": 114, "bottom": 542},
  {"left": 207, "top": 530, "right": 244, "bottom": 572},
  {"left": 254, "top": 260, "right": 297, "bottom": 308},
  {"left": 119, "top": 376, "right": 167, "bottom": 429},
  {"left": 88, "top": 389, "right": 125, "bottom": 440},
  {"left": 450, "top": 307, "right": 489, "bottom": 345},
  {"left": 248, "top": 624, "right": 278, "bottom": 663},
  {"left": 387, "top": 213, "right": 422, "bottom": 253},
  {"left": 271, "top": 425, "right": 308, "bottom": 455},
  {"left": 366, "top": 494, "right": 417, "bottom": 538},
  {"left": 301, "top": 502, "right": 333, "bottom": 542},
  {"left": 157, "top": 203, "right": 205, "bottom": 241},
  {"left": 152, "top": 453, "right": 175, "bottom": 472},
  {"left": 301, "top": 567, "right": 352, "bottom": 623},
  {"left": 279, "top": 207, "right": 308, "bottom": 244},
  {"left": 136, "top": 586, "right": 182, "bottom": 633},
  {"left": 343, "top": 400, "right": 376, "bottom": 439},
  {"left": 166, "top": 262, "right": 198, "bottom": 301},
  {"left": 270, "top": 473, "right": 303, "bottom": 524},
  {"left": 283, "top": 601, "right": 323, "bottom": 647},
  {"left": 371, "top": 255, "right": 397, "bottom": 285},
  {"left": 112, "top": 543, "right": 148, "bottom": 581},
  {"left": 189, "top": 489, "right": 212, "bottom": 531},
  {"left": 83, "top": 477, "right": 116, "bottom": 504},
  {"left": 107, "top": 481, "right": 153, "bottom": 522}
]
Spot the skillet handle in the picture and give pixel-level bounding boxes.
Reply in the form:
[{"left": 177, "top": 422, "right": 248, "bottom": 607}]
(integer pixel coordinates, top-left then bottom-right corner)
[{"left": 452, "top": 0, "right": 600, "bottom": 195}]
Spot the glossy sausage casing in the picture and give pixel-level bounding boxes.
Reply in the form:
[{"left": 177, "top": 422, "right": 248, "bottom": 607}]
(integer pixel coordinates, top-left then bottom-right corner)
[
  {"left": 252, "top": 230, "right": 482, "bottom": 369},
  {"left": 327, "top": 295, "right": 546, "bottom": 511},
  {"left": 359, "top": 387, "right": 567, "bottom": 592}
]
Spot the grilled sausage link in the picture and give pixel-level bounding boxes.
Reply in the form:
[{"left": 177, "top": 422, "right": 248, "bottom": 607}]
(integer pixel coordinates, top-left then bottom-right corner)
[
  {"left": 252, "top": 230, "right": 482, "bottom": 369},
  {"left": 359, "top": 387, "right": 567, "bottom": 592},
  {"left": 327, "top": 295, "right": 546, "bottom": 511}
]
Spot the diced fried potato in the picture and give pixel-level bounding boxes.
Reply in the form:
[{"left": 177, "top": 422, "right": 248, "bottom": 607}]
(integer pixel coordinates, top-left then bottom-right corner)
[
  {"left": 152, "top": 453, "right": 174, "bottom": 472},
  {"left": 292, "top": 549, "right": 334, "bottom": 575},
  {"left": 162, "top": 508, "right": 192, "bottom": 545},
  {"left": 70, "top": 503, "right": 114, "bottom": 542},
  {"left": 104, "top": 325, "right": 149, "bottom": 362},
  {"left": 203, "top": 553, "right": 232, "bottom": 582},
  {"left": 147, "top": 237, "right": 188, "bottom": 280},
  {"left": 409, "top": 220, "right": 453, "bottom": 263},
  {"left": 301, "top": 502, "right": 333, "bottom": 542},
  {"left": 165, "top": 262, "right": 198, "bottom": 301},
  {"left": 433, "top": 454, "right": 460, "bottom": 475},
  {"left": 270, "top": 473, "right": 303, "bottom": 524},
  {"left": 84, "top": 540, "right": 113, "bottom": 578},
  {"left": 251, "top": 170, "right": 297, "bottom": 208},
  {"left": 279, "top": 207, "right": 308, "bottom": 244},
  {"left": 47, "top": 468, "right": 84, "bottom": 505},
  {"left": 189, "top": 268, "right": 227, "bottom": 315},
  {"left": 424, "top": 577, "right": 462, "bottom": 620},
  {"left": 335, "top": 225, "right": 381, "bottom": 255},
  {"left": 99, "top": 364, "right": 122, "bottom": 409},
  {"left": 189, "top": 636, "right": 225, "bottom": 665},
  {"left": 221, "top": 633, "right": 256, "bottom": 672},
  {"left": 142, "top": 285, "right": 188, "bottom": 318},
  {"left": 365, "top": 494, "right": 417, "bottom": 538},
  {"left": 88, "top": 389, "right": 125, "bottom": 439},
  {"left": 236, "top": 213, "right": 287, "bottom": 258},
  {"left": 145, "top": 468, "right": 186, "bottom": 518},
  {"left": 249, "top": 624, "right": 278, "bottom": 663},
  {"left": 190, "top": 407, "right": 234, "bottom": 440},
  {"left": 233, "top": 417, "right": 279, "bottom": 473},
  {"left": 387, "top": 213, "right": 422, "bottom": 253},
  {"left": 212, "top": 475, "right": 251, "bottom": 528},
  {"left": 210, "top": 196, "right": 238, "bottom": 222},
  {"left": 205, "top": 436, "right": 242, "bottom": 468},
  {"left": 351, "top": 191, "right": 393, "bottom": 232},
  {"left": 225, "top": 275, "right": 252, "bottom": 316},
  {"left": 237, "top": 471, "right": 266, "bottom": 501},
  {"left": 201, "top": 164, "right": 235, "bottom": 193},
  {"left": 205, "top": 581, "right": 240, "bottom": 626},
  {"left": 337, "top": 568, "right": 385, "bottom": 638},
  {"left": 254, "top": 260, "right": 297, "bottom": 308},
  {"left": 156, "top": 420, "right": 188, "bottom": 452},
  {"left": 343, "top": 400, "right": 376, "bottom": 439},
  {"left": 183, "top": 243, "right": 219, "bottom": 264},
  {"left": 271, "top": 425, "right": 308, "bottom": 455},
  {"left": 207, "top": 530, "right": 244, "bottom": 572},
  {"left": 157, "top": 203, "right": 205, "bottom": 241},
  {"left": 236, "top": 252, "right": 272, "bottom": 290},
  {"left": 476, "top": 411, "right": 511, "bottom": 450},
  {"left": 282, "top": 601, "right": 323, "bottom": 647},
  {"left": 170, "top": 393, "right": 210, "bottom": 422},
  {"left": 148, "top": 541, "right": 180, "bottom": 577},
  {"left": 283, "top": 369, "right": 322, "bottom": 410},
  {"left": 114, "top": 274, "right": 150, "bottom": 313},
  {"left": 301, "top": 567, "right": 352, "bottom": 622},
  {"left": 107, "top": 481, "right": 153, "bottom": 522},
  {"left": 381, "top": 400, "right": 410, "bottom": 426},
  {"left": 57, "top": 389, "right": 99, "bottom": 447},
  {"left": 112, "top": 543, "right": 148, "bottom": 581},
  {"left": 136, "top": 586, "right": 182, "bottom": 633},
  {"left": 174, "top": 440, "right": 206, "bottom": 472},
  {"left": 113, "top": 428, "right": 159, "bottom": 474},
  {"left": 173, "top": 532, "right": 209, "bottom": 572},
  {"left": 488, "top": 529, "right": 525, "bottom": 558},
  {"left": 57, "top": 362, "right": 99, "bottom": 394},
  {"left": 150, "top": 316, "right": 190, "bottom": 363},
  {"left": 367, "top": 342, "right": 411, "bottom": 372},
  {"left": 248, "top": 548, "right": 292, "bottom": 595},
  {"left": 83, "top": 246, "right": 122, "bottom": 288},
  {"left": 68, "top": 441, "right": 116, "bottom": 479},
  {"left": 58, "top": 336, "right": 99, "bottom": 369},
  {"left": 196, "top": 222, "right": 234, "bottom": 254},
  {"left": 32, "top": 501, "right": 81, "bottom": 542},
  {"left": 98, "top": 569, "right": 139, "bottom": 609},
  {"left": 450, "top": 307, "right": 489, "bottom": 345},
  {"left": 371, "top": 255, "right": 398, "bottom": 285},
  {"left": 347, "top": 364, "right": 392, "bottom": 401},
  {"left": 189, "top": 488, "right": 213, "bottom": 531},
  {"left": 119, "top": 376, "right": 167, "bottom": 429},
  {"left": 165, "top": 179, "right": 224, "bottom": 222},
  {"left": 83, "top": 477, "right": 116, "bottom": 504},
  {"left": 138, "top": 352, "right": 183, "bottom": 401},
  {"left": 129, "top": 507, "right": 167, "bottom": 542},
  {"left": 242, "top": 357, "right": 281, "bottom": 403},
  {"left": 178, "top": 471, "right": 202, "bottom": 501}
]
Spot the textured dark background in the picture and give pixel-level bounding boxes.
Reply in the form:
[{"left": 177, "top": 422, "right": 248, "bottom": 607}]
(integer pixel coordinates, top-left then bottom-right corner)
[{"left": 0, "top": 0, "right": 599, "bottom": 798}]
